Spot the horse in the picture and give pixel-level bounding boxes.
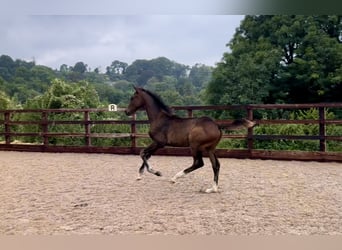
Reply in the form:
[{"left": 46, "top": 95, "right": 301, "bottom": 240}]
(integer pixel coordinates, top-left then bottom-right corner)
[{"left": 125, "top": 86, "right": 255, "bottom": 193}]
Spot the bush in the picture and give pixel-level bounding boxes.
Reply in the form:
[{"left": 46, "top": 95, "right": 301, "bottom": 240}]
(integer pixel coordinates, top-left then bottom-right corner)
[
  {"left": 217, "top": 108, "right": 341, "bottom": 152},
  {"left": 253, "top": 108, "right": 341, "bottom": 152}
]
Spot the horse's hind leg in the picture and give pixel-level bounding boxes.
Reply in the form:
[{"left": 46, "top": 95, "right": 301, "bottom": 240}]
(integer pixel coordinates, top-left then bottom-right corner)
[
  {"left": 205, "top": 150, "right": 220, "bottom": 193},
  {"left": 170, "top": 151, "right": 204, "bottom": 183}
]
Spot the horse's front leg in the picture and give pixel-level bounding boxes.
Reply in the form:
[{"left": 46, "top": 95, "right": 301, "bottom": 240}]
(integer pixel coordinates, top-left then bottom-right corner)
[
  {"left": 136, "top": 162, "right": 146, "bottom": 180},
  {"left": 137, "top": 142, "right": 163, "bottom": 180}
]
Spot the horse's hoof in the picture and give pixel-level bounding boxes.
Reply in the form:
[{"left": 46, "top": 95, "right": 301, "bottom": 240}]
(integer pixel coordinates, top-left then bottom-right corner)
[
  {"left": 204, "top": 188, "right": 219, "bottom": 193},
  {"left": 136, "top": 176, "right": 142, "bottom": 181},
  {"left": 200, "top": 188, "right": 218, "bottom": 193},
  {"left": 201, "top": 184, "right": 218, "bottom": 193},
  {"left": 170, "top": 178, "right": 176, "bottom": 184},
  {"left": 155, "top": 171, "right": 162, "bottom": 177}
]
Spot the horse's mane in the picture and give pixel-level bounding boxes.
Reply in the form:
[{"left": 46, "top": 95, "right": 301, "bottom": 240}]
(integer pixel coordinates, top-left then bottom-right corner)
[{"left": 142, "top": 89, "right": 173, "bottom": 115}]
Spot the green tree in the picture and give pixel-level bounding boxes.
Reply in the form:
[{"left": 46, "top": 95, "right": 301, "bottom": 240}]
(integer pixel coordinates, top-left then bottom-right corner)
[
  {"left": 68, "top": 61, "right": 88, "bottom": 81},
  {"left": 24, "top": 79, "right": 100, "bottom": 109},
  {"left": 106, "top": 60, "right": 128, "bottom": 81},
  {"left": 59, "top": 64, "right": 70, "bottom": 73},
  {"left": 124, "top": 57, "right": 188, "bottom": 86},
  {"left": 0, "top": 90, "right": 15, "bottom": 109},
  {"left": 0, "top": 55, "right": 16, "bottom": 81},
  {"left": 189, "top": 63, "right": 212, "bottom": 90},
  {"left": 124, "top": 59, "right": 149, "bottom": 86},
  {"left": 31, "top": 65, "right": 55, "bottom": 85},
  {"left": 72, "top": 62, "right": 87, "bottom": 74},
  {"left": 206, "top": 15, "right": 342, "bottom": 106},
  {"left": 276, "top": 16, "right": 342, "bottom": 103}
]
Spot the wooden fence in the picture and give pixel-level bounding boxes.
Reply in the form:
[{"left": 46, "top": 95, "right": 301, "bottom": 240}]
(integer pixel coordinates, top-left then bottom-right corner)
[{"left": 0, "top": 103, "right": 341, "bottom": 162}]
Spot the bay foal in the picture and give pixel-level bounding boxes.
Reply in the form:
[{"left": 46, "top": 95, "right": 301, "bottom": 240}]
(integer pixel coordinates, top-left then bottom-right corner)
[{"left": 125, "top": 86, "right": 254, "bottom": 193}]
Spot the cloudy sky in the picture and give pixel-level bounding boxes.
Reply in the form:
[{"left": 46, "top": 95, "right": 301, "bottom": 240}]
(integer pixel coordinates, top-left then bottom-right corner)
[{"left": 1, "top": 15, "right": 244, "bottom": 71}]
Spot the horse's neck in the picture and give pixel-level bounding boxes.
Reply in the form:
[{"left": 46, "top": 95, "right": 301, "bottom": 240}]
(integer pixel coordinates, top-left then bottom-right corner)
[{"left": 143, "top": 93, "right": 166, "bottom": 123}]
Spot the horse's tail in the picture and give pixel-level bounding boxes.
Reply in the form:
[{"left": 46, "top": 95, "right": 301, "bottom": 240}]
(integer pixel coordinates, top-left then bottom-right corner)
[{"left": 218, "top": 118, "right": 256, "bottom": 131}]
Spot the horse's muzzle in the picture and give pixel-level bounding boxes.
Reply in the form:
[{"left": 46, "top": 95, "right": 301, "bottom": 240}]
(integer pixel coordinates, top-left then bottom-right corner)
[{"left": 125, "top": 110, "right": 131, "bottom": 116}]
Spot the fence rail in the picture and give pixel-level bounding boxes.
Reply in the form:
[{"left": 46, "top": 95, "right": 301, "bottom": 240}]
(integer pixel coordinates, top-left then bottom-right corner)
[{"left": 0, "top": 103, "right": 341, "bottom": 162}]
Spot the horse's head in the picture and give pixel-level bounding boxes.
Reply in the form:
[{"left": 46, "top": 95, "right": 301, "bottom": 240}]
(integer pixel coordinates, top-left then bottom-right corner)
[{"left": 125, "top": 86, "right": 145, "bottom": 116}]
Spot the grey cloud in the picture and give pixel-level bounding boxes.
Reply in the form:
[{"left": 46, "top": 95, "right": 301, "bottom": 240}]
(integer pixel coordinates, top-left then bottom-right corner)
[{"left": 0, "top": 15, "right": 243, "bottom": 70}]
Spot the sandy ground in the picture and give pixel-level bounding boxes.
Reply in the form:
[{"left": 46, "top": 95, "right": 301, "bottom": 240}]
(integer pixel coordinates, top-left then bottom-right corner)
[{"left": 0, "top": 151, "right": 341, "bottom": 235}]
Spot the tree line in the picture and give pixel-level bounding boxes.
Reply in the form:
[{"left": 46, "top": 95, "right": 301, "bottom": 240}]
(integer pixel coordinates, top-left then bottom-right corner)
[{"left": 0, "top": 55, "right": 212, "bottom": 110}]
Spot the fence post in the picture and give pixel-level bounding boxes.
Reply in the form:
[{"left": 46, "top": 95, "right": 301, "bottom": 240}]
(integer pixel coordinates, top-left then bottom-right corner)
[
  {"left": 319, "top": 107, "right": 326, "bottom": 152},
  {"left": 84, "top": 111, "right": 91, "bottom": 147},
  {"left": 131, "top": 113, "right": 137, "bottom": 149},
  {"left": 247, "top": 107, "right": 254, "bottom": 152},
  {"left": 187, "top": 108, "right": 193, "bottom": 118},
  {"left": 41, "top": 111, "right": 49, "bottom": 146},
  {"left": 4, "top": 111, "right": 11, "bottom": 144}
]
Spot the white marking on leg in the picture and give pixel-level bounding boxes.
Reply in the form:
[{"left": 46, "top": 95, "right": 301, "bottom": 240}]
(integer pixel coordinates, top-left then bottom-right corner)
[
  {"left": 136, "top": 171, "right": 144, "bottom": 181},
  {"left": 170, "top": 170, "right": 185, "bottom": 183},
  {"left": 205, "top": 183, "right": 218, "bottom": 193}
]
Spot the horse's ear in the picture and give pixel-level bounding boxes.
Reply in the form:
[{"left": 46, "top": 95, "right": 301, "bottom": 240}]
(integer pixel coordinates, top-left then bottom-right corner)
[{"left": 133, "top": 85, "right": 141, "bottom": 93}]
